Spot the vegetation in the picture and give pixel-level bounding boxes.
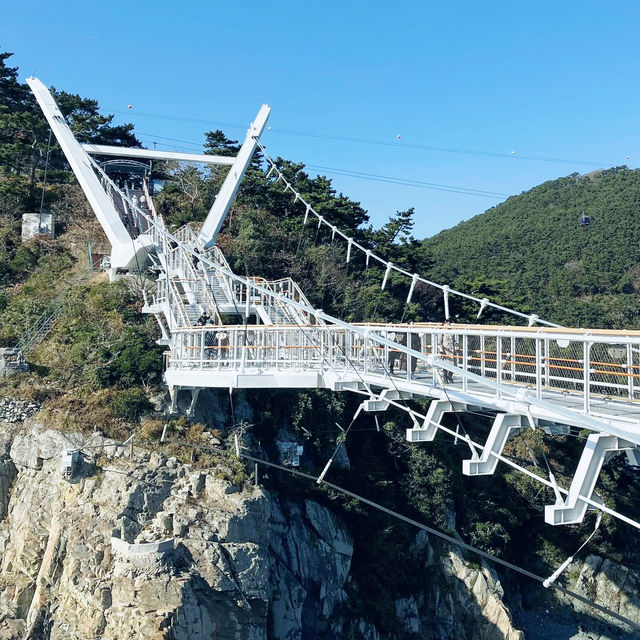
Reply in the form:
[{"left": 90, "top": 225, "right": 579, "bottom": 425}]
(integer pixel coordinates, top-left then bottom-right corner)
[
  {"left": 422, "top": 168, "right": 640, "bottom": 327},
  {"left": 1, "top": 46, "right": 640, "bottom": 636}
]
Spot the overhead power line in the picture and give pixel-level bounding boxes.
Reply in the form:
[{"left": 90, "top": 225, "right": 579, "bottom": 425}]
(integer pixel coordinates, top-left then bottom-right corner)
[
  {"left": 305, "top": 164, "right": 511, "bottom": 198},
  {"left": 107, "top": 107, "right": 619, "bottom": 168},
  {"left": 134, "top": 133, "right": 510, "bottom": 199}
]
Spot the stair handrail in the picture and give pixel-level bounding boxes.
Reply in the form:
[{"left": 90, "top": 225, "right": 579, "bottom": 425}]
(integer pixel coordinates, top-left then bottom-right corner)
[{"left": 16, "top": 264, "right": 94, "bottom": 354}]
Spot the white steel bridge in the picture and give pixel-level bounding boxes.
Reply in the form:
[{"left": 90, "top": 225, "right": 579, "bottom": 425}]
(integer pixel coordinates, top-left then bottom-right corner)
[{"left": 27, "top": 77, "right": 640, "bottom": 531}]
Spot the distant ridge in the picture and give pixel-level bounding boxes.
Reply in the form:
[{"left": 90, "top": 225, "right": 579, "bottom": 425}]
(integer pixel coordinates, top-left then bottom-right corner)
[{"left": 422, "top": 167, "right": 640, "bottom": 328}]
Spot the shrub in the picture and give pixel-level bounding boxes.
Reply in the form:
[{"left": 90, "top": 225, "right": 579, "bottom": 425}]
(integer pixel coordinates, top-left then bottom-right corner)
[{"left": 110, "top": 388, "right": 152, "bottom": 422}]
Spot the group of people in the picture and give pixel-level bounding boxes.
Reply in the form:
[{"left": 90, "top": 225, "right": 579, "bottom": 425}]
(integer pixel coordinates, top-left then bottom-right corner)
[
  {"left": 115, "top": 176, "right": 143, "bottom": 191},
  {"left": 195, "top": 312, "right": 228, "bottom": 360},
  {"left": 387, "top": 326, "right": 459, "bottom": 385},
  {"left": 130, "top": 194, "right": 147, "bottom": 209}
]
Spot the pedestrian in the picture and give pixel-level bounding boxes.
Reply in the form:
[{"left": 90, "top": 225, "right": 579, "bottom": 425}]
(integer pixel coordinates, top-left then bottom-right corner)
[{"left": 438, "top": 327, "right": 457, "bottom": 384}]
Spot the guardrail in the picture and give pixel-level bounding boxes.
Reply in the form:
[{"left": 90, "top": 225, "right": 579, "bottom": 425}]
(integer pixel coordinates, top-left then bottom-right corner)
[{"left": 166, "top": 322, "right": 640, "bottom": 414}]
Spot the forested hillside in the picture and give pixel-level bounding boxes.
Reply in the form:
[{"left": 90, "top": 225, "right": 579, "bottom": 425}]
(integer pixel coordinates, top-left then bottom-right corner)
[
  {"left": 422, "top": 168, "right": 640, "bottom": 328},
  {"left": 2, "top": 47, "right": 640, "bottom": 638}
]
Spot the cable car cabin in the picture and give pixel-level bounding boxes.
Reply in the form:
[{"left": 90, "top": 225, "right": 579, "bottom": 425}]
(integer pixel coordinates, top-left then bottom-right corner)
[{"left": 579, "top": 215, "right": 591, "bottom": 228}]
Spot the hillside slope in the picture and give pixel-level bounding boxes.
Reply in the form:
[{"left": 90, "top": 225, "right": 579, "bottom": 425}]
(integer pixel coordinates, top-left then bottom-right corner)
[{"left": 422, "top": 167, "right": 640, "bottom": 328}]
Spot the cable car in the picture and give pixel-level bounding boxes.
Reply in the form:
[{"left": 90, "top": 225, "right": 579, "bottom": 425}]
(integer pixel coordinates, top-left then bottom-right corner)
[{"left": 579, "top": 215, "right": 591, "bottom": 228}]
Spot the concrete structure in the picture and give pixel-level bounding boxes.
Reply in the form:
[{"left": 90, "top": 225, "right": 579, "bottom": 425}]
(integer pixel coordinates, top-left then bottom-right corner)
[
  {"left": 110, "top": 537, "right": 174, "bottom": 557},
  {"left": 21, "top": 213, "right": 54, "bottom": 241},
  {"left": 0, "top": 348, "right": 27, "bottom": 377}
]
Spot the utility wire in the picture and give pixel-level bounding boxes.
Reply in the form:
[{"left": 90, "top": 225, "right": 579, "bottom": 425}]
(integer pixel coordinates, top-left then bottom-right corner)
[
  {"left": 162, "top": 437, "right": 640, "bottom": 633},
  {"left": 106, "top": 108, "right": 618, "bottom": 168},
  {"left": 134, "top": 132, "right": 510, "bottom": 198},
  {"left": 305, "top": 164, "right": 511, "bottom": 198}
]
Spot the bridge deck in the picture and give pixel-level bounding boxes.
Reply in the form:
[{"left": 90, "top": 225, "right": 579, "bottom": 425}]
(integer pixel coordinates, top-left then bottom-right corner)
[{"left": 163, "top": 322, "right": 640, "bottom": 442}]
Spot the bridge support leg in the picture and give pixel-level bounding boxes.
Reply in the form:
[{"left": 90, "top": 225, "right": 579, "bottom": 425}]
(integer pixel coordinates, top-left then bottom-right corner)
[
  {"left": 626, "top": 447, "right": 640, "bottom": 466},
  {"left": 405, "top": 400, "right": 466, "bottom": 443},
  {"left": 168, "top": 387, "right": 178, "bottom": 414},
  {"left": 187, "top": 388, "right": 201, "bottom": 418},
  {"left": 544, "top": 434, "right": 635, "bottom": 526},
  {"left": 462, "top": 414, "right": 524, "bottom": 476}
]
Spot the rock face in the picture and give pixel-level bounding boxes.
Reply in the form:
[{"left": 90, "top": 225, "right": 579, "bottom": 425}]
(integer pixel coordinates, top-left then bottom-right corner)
[
  {"left": 571, "top": 554, "right": 640, "bottom": 630},
  {"left": 0, "top": 419, "right": 526, "bottom": 639}
]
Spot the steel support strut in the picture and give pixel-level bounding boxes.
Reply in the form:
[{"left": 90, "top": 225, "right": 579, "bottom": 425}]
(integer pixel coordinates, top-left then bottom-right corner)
[
  {"left": 545, "top": 434, "right": 635, "bottom": 525},
  {"left": 198, "top": 105, "right": 271, "bottom": 247}
]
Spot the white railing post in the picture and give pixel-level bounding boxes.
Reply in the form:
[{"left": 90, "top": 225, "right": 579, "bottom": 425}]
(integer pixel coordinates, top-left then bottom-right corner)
[
  {"left": 364, "top": 332, "right": 369, "bottom": 375},
  {"left": 584, "top": 341, "right": 591, "bottom": 413},
  {"left": 462, "top": 334, "right": 468, "bottom": 392},
  {"left": 496, "top": 336, "right": 503, "bottom": 397},
  {"left": 535, "top": 337, "right": 542, "bottom": 398},
  {"left": 544, "top": 339, "right": 550, "bottom": 388},
  {"left": 627, "top": 343, "right": 634, "bottom": 399}
]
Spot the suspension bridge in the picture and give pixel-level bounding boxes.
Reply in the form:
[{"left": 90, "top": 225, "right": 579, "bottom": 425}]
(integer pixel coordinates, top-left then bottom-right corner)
[{"left": 27, "top": 76, "right": 640, "bottom": 533}]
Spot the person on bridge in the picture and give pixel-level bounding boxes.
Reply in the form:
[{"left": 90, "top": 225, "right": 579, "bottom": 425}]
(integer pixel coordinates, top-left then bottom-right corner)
[
  {"left": 438, "top": 327, "right": 457, "bottom": 384},
  {"left": 191, "top": 248, "right": 201, "bottom": 270},
  {"left": 388, "top": 331, "right": 422, "bottom": 375},
  {"left": 409, "top": 331, "right": 421, "bottom": 375},
  {"left": 196, "top": 312, "right": 211, "bottom": 326},
  {"left": 204, "top": 326, "right": 216, "bottom": 359},
  {"left": 388, "top": 332, "right": 406, "bottom": 374}
]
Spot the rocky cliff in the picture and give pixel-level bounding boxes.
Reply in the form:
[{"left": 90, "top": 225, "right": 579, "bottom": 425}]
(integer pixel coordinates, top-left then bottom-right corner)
[
  {"left": 0, "top": 411, "right": 532, "bottom": 640},
  {"left": 1, "top": 410, "right": 634, "bottom": 639}
]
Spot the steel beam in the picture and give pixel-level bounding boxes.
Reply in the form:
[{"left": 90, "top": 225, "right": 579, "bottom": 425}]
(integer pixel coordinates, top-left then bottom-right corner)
[
  {"left": 406, "top": 399, "right": 466, "bottom": 442},
  {"left": 82, "top": 144, "right": 235, "bottom": 166},
  {"left": 462, "top": 413, "right": 524, "bottom": 476},
  {"left": 198, "top": 105, "right": 271, "bottom": 247},
  {"left": 27, "top": 77, "right": 136, "bottom": 266},
  {"left": 544, "top": 434, "right": 635, "bottom": 525},
  {"left": 364, "top": 388, "right": 416, "bottom": 412}
]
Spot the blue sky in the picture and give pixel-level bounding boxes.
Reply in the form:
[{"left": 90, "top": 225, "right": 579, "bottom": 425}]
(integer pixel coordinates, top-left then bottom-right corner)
[{"left": 4, "top": 1, "right": 640, "bottom": 238}]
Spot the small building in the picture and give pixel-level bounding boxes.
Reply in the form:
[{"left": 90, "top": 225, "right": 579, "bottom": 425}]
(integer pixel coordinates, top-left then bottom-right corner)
[{"left": 21, "top": 213, "right": 54, "bottom": 242}]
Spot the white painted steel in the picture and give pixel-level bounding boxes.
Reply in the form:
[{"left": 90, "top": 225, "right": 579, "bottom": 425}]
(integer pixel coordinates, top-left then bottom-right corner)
[
  {"left": 162, "top": 322, "right": 640, "bottom": 438},
  {"left": 82, "top": 144, "right": 236, "bottom": 165},
  {"left": 198, "top": 104, "right": 271, "bottom": 247},
  {"left": 27, "top": 78, "right": 135, "bottom": 266},
  {"left": 33, "top": 89, "right": 640, "bottom": 528},
  {"left": 544, "top": 434, "right": 635, "bottom": 525}
]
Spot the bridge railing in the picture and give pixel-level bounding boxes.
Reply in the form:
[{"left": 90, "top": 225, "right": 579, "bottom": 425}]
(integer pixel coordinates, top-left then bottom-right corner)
[{"left": 166, "top": 323, "right": 640, "bottom": 413}]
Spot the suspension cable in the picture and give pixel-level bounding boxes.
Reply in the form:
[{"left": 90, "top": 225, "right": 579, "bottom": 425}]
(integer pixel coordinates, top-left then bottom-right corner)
[{"left": 255, "top": 138, "right": 562, "bottom": 329}]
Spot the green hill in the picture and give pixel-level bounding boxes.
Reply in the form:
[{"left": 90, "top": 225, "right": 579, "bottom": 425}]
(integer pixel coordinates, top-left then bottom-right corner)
[{"left": 422, "top": 167, "right": 640, "bottom": 328}]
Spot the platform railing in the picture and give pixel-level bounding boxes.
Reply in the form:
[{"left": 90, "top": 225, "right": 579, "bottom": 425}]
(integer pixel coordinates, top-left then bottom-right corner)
[{"left": 166, "top": 323, "right": 640, "bottom": 414}]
